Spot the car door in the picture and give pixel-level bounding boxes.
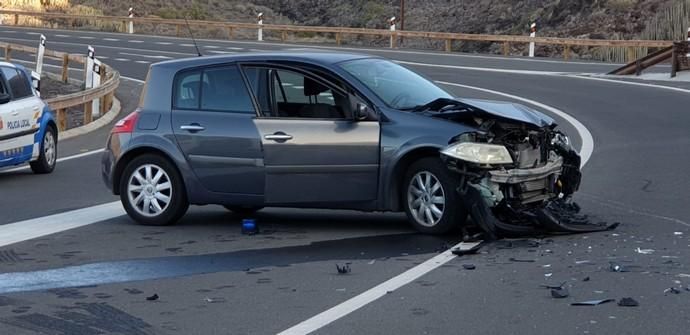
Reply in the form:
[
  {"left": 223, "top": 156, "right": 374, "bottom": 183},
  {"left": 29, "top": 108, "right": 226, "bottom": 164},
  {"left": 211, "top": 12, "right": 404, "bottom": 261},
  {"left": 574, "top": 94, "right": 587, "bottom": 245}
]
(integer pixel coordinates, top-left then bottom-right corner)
[
  {"left": 170, "top": 64, "right": 265, "bottom": 195},
  {"left": 243, "top": 65, "right": 380, "bottom": 204},
  {"left": 0, "top": 66, "right": 41, "bottom": 162}
]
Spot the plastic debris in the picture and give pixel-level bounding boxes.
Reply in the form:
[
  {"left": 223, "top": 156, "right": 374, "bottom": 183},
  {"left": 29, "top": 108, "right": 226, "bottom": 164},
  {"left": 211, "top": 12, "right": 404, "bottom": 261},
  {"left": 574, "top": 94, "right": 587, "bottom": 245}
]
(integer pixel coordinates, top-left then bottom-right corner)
[
  {"left": 540, "top": 282, "right": 567, "bottom": 290},
  {"left": 635, "top": 247, "right": 654, "bottom": 255},
  {"left": 678, "top": 274, "right": 690, "bottom": 278},
  {"left": 551, "top": 287, "right": 570, "bottom": 299},
  {"left": 462, "top": 264, "right": 476, "bottom": 270},
  {"left": 205, "top": 297, "right": 227, "bottom": 303},
  {"left": 617, "top": 297, "right": 639, "bottom": 307},
  {"left": 583, "top": 276, "right": 591, "bottom": 282},
  {"left": 674, "top": 232, "right": 683, "bottom": 236},
  {"left": 609, "top": 262, "right": 628, "bottom": 272},
  {"left": 664, "top": 287, "right": 681, "bottom": 295},
  {"left": 241, "top": 219, "right": 259, "bottom": 235},
  {"left": 336, "top": 263, "right": 351, "bottom": 274},
  {"left": 451, "top": 241, "right": 483, "bottom": 256},
  {"left": 146, "top": 294, "right": 159, "bottom": 301},
  {"left": 571, "top": 299, "right": 615, "bottom": 306},
  {"left": 544, "top": 273, "right": 553, "bottom": 277},
  {"left": 509, "top": 258, "right": 536, "bottom": 263}
]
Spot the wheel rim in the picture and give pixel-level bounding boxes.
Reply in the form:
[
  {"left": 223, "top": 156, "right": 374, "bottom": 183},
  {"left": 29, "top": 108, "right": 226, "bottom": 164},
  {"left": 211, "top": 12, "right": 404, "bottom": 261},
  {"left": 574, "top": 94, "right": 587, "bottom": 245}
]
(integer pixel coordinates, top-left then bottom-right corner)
[
  {"left": 407, "top": 171, "right": 446, "bottom": 227},
  {"left": 127, "top": 164, "right": 172, "bottom": 217},
  {"left": 44, "top": 131, "right": 56, "bottom": 167}
]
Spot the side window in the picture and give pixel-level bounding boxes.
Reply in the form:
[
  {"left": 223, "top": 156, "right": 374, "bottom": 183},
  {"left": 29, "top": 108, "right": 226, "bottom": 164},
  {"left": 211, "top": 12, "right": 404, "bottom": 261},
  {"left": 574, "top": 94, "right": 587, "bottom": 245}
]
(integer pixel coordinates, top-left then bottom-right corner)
[
  {"left": 243, "top": 66, "right": 348, "bottom": 119},
  {"left": 1, "top": 67, "right": 32, "bottom": 99},
  {"left": 173, "top": 65, "right": 255, "bottom": 114}
]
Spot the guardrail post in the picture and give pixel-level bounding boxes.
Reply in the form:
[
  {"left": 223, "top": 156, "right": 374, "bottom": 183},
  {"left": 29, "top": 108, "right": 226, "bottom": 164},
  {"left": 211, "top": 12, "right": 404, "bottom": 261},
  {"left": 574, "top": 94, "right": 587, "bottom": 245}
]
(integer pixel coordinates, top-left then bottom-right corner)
[
  {"left": 4, "top": 45, "right": 11, "bottom": 61},
  {"left": 257, "top": 13, "right": 264, "bottom": 41},
  {"left": 36, "top": 35, "right": 46, "bottom": 76},
  {"left": 686, "top": 27, "right": 690, "bottom": 58},
  {"left": 445, "top": 39, "right": 452, "bottom": 52},
  {"left": 502, "top": 41, "right": 510, "bottom": 56},
  {"left": 389, "top": 17, "right": 396, "bottom": 48},
  {"left": 564, "top": 44, "right": 570, "bottom": 60},
  {"left": 61, "top": 54, "right": 69, "bottom": 82},
  {"left": 281, "top": 31, "right": 287, "bottom": 42},
  {"left": 335, "top": 32, "right": 342, "bottom": 46},
  {"left": 227, "top": 26, "right": 234, "bottom": 40},
  {"left": 529, "top": 22, "right": 536, "bottom": 57},
  {"left": 626, "top": 47, "right": 635, "bottom": 63},
  {"left": 128, "top": 8, "right": 134, "bottom": 34},
  {"left": 176, "top": 24, "right": 181, "bottom": 37},
  {"left": 56, "top": 109, "right": 66, "bottom": 131},
  {"left": 671, "top": 43, "right": 678, "bottom": 78},
  {"left": 13, "top": 14, "right": 18, "bottom": 26},
  {"left": 100, "top": 66, "right": 108, "bottom": 116}
]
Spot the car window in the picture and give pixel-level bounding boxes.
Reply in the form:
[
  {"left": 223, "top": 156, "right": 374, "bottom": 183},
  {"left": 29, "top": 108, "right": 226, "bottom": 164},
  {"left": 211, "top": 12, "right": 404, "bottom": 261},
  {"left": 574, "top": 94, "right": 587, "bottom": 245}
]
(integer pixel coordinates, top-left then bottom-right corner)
[
  {"left": 173, "top": 65, "right": 255, "bottom": 114},
  {"left": 1, "top": 67, "right": 33, "bottom": 99},
  {"left": 244, "top": 66, "right": 348, "bottom": 119}
]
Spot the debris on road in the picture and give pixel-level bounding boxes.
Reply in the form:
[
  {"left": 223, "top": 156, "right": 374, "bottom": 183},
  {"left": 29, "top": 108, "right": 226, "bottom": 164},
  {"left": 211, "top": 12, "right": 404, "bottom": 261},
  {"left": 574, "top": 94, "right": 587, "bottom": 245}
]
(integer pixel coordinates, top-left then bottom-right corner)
[
  {"left": 146, "top": 294, "right": 159, "bottom": 301},
  {"left": 540, "top": 282, "right": 567, "bottom": 290},
  {"left": 509, "top": 257, "right": 535, "bottom": 263},
  {"left": 674, "top": 232, "right": 683, "bottom": 236},
  {"left": 583, "top": 276, "right": 591, "bottom": 282},
  {"left": 544, "top": 273, "right": 553, "bottom": 277},
  {"left": 617, "top": 297, "right": 639, "bottom": 307},
  {"left": 635, "top": 247, "right": 655, "bottom": 255},
  {"left": 205, "top": 297, "right": 227, "bottom": 303},
  {"left": 451, "top": 241, "right": 483, "bottom": 256},
  {"left": 336, "top": 263, "right": 351, "bottom": 274},
  {"left": 462, "top": 264, "right": 476, "bottom": 270},
  {"left": 609, "top": 262, "right": 626, "bottom": 272},
  {"left": 664, "top": 287, "right": 681, "bottom": 295},
  {"left": 551, "top": 287, "right": 570, "bottom": 299},
  {"left": 571, "top": 299, "right": 615, "bottom": 306},
  {"left": 241, "top": 219, "right": 259, "bottom": 235}
]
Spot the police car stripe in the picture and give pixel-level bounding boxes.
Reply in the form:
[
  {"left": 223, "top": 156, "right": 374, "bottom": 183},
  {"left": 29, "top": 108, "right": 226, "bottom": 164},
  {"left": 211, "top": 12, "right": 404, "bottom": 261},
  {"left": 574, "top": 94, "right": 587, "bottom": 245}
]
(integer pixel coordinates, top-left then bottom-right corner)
[
  {"left": 0, "top": 133, "right": 35, "bottom": 151},
  {"left": 0, "top": 128, "right": 38, "bottom": 142}
]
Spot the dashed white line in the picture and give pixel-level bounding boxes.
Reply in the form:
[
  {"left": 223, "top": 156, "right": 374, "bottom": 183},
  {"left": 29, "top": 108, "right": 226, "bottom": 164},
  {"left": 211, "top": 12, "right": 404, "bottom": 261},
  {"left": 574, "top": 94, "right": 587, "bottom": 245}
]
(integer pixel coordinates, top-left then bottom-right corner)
[
  {"left": 104, "top": 38, "right": 120, "bottom": 41},
  {"left": 226, "top": 47, "right": 244, "bottom": 50},
  {"left": 129, "top": 40, "right": 144, "bottom": 43},
  {"left": 55, "top": 34, "right": 71, "bottom": 38},
  {"left": 25, "top": 32, "right": 41, "bottom": 35},
  {"left": 203, "top": 45, "right": 221, "bottom": 49},
  {"left": 207, "top": 50, "right": 236, "bottom": 54},
  {"left": 114, "top": 58, "right": 131, "bottom": 62},
  {"left": 79, "top": 36, "right": 95, "bottom": 39},
  {"left": 135, "top": 60, "right": 151, "bottom": 64},
  {"left": 156, "top": 42, "right": 173, "bottom": 45},
  {"left": 179, "top": 43, "right": 196, "bottom": 47},
  {"left": 120, "top": 52, "right": 172, "bottom": 59}
]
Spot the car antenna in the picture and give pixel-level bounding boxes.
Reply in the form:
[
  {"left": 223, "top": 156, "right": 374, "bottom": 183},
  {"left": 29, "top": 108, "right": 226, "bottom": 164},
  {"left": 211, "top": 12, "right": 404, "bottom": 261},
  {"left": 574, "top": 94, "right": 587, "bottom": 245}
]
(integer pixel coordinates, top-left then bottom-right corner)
[{"left": 184, "top": 16, "right": 203, "bottom": 57}]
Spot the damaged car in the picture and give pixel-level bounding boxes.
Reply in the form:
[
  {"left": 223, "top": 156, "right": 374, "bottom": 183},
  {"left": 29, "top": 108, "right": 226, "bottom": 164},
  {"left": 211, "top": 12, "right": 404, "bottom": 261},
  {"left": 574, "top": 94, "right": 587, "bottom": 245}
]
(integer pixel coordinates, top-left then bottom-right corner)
[{"left": 102, "top": 53, "right": 613, "bottom": 237}]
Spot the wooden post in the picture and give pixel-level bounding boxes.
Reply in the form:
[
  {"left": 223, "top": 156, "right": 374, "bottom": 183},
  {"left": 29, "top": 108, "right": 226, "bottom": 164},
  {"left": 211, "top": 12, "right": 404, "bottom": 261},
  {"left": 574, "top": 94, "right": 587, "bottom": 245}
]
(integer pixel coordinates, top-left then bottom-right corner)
[
  {"left": 626, "top": 47, "right": 636, "bottom": 63},
  {"left": 4, "top": 45, "right": 10, "bottom": 61},
  {"left": 57, "top": 109, "right": 67, "bottom": 131},
  {"left": 83, "top": 102, "right": 93, "bottom": 125},
  {"left": 564, "top": 44, "right": 571, "bottom": 60},
  {"left": 502, "top": 41, "right": 510, "bottom": 56},
  {"left": 100, "top": 67, "right": 108, "bottom": 116},
  {"left": 390, "top": 32, "right": 397, "bottom": 48},
  {"left": 61, "top": 54, "right": 69, "bottom": 83},
  {"left": 228, "top": 27, "right": 234, "bottom": 40},
  {"left": 335, "top": 32, "right": 342, "bottom": 46},
  {"left": 281, "top": 31, "right": 287, "bottom": 42},
  {"left": 13, "top": 14, "right": 18, "bottom": 26},
  {"left": 176, "top": 24, "right": 181, "bottom": 37},
  {"left": 671, "top": 44, "right": 678, "bottom": 78},
  {"left": 445, "top": 39, "right": 452, "bottom": 52}
]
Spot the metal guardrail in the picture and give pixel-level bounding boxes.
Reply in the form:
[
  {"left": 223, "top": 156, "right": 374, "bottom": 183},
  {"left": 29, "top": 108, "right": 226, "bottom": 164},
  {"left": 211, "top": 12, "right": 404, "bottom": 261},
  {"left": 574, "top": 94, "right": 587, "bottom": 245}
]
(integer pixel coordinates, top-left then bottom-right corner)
[
  {"left": 0, "top": 9, "right": 675, "bottom": 62},
  {"left": 0, "top": 41, "right": 119, "bottom": 131}
]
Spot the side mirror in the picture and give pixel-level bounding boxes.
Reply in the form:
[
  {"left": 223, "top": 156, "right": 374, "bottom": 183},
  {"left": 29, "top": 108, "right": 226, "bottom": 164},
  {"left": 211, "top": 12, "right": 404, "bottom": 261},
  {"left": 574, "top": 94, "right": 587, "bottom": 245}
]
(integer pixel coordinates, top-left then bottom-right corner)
[
  {"left": 0, "top": 93, "right": 10, "bottom": 105},
  {"left": 355, "top": 103, "right": 370, "bottom": 121}
]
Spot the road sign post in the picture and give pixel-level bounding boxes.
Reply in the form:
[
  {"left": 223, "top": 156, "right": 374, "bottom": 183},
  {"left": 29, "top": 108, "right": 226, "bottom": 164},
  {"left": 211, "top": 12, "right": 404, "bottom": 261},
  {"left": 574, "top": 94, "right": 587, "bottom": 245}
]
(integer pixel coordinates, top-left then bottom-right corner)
[
  {"left": 128, "top": 8, "right": 134, "bottom": 34},
  {"left": 529, "top": 23, "right": 536, "bottom": 57},
  {"left": 35, "top": 34, "right": 45, "bottom": 76},
  {"left": 389, "top": 17, "right": 396, "bottom": 48},
  {"left": 257, "top": 13, "right": 264, "bottom": 41}
]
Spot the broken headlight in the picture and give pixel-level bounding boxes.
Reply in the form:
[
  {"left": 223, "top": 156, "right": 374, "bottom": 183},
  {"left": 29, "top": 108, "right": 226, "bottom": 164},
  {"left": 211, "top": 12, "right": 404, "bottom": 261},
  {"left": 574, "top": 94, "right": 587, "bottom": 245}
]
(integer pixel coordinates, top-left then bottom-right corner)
[{"left": 441, "top": 142, "right": 514, "bottom": 165}]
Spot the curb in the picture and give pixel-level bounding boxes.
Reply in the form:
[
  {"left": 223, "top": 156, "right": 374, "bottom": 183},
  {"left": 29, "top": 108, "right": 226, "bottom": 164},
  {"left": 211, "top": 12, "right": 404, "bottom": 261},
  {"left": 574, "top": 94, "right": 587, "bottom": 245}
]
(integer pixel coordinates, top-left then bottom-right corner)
[{"left": 58, "top": 97, "right": 121, "bottom": 141}]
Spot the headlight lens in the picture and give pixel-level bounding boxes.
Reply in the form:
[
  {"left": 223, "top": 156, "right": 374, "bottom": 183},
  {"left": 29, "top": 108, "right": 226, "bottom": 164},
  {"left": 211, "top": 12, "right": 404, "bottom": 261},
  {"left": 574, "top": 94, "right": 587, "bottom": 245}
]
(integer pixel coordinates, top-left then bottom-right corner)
[{"left": 441, "top": 142, "right": 514, "bottom": 165}]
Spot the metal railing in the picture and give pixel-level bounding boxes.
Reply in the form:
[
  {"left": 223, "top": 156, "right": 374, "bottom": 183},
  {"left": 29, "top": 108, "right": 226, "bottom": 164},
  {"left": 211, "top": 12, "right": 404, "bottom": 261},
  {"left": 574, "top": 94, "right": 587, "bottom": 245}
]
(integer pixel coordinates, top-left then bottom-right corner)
[
  {"left": 0, "top": 41, "right": 119, "bottom": 131},
  {"left": 0, "top": 9, "right": 675, "bottom": 62}
]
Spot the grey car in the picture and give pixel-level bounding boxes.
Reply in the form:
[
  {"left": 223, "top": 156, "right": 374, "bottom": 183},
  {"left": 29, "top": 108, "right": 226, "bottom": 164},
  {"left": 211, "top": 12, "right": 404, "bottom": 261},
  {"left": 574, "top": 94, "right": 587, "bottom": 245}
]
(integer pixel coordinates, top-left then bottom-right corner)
[{"left": 102, "top": 52, "right": 591, "bottom": 235}]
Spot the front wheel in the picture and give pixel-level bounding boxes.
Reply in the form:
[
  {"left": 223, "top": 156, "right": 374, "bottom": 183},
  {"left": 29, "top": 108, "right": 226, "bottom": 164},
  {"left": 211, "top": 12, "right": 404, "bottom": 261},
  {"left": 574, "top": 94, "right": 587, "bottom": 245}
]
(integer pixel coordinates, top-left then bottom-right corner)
[
  {"left": 403, "top": 157, "right": 467, "bottom": 234},
  {"left": 120, "top": 154, "right": 189, "bottom": 226},
  {"left": 30, "top": 127, "right": 57, "bottom": 174}
]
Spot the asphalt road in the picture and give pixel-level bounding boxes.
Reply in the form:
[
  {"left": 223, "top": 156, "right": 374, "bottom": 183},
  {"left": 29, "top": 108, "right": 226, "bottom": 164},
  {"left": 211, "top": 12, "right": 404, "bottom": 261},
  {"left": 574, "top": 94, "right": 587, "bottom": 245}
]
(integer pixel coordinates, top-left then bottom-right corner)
[{"left": 1, "top": 26, "right": 690, "bottom": 335}]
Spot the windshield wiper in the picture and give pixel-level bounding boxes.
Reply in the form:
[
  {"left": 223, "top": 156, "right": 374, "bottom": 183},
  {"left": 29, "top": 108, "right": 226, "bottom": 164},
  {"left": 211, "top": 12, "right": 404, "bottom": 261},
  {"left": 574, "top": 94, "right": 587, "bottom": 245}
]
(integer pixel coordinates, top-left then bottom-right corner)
[{"left": 401, "top": 98, "right": 467, "bottom": 113}]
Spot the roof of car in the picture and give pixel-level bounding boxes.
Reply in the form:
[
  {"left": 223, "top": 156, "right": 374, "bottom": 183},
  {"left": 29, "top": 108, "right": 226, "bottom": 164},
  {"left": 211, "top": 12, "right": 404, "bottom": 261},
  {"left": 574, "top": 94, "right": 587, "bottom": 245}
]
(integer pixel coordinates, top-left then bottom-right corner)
[{"left": 153, "top": 51, "right": 377, "bottom": 69}]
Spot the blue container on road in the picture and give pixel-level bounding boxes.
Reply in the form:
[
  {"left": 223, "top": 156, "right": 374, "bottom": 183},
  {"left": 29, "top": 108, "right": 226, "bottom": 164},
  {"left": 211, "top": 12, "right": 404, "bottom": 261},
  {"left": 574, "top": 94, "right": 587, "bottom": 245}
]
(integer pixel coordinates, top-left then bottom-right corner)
[{"left": 241, "top": 219, "right": 259, "bottom": 235}]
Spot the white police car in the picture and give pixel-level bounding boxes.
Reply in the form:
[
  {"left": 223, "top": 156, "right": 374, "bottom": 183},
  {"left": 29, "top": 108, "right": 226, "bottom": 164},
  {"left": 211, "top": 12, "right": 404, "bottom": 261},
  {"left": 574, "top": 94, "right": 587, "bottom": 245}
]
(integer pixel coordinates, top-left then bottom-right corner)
[{"left": 0, "top": 62, "right": 57, "bottom": 173}]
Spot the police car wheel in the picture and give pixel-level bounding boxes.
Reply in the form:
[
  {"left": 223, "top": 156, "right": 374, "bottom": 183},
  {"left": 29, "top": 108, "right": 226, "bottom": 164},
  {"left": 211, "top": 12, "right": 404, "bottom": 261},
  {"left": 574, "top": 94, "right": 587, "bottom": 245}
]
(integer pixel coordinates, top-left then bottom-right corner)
[
  {"left": 30, "top": 126, "right": 57, "bottom": 174},
  {"left": 120, "top": 154, "right": 189, "bottom": 226}
]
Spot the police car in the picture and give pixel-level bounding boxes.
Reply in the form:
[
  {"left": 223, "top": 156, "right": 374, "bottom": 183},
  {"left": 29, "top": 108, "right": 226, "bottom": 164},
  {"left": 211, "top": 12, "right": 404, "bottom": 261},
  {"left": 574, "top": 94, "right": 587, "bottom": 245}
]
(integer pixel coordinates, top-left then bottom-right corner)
[{"left": 0, "top": 62, "right": 57, "bottom": 174}]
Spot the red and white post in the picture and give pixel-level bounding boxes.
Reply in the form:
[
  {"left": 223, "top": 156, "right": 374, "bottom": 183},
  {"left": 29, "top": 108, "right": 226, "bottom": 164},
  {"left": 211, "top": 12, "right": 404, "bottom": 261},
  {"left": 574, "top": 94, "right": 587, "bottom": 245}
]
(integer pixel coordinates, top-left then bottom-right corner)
[
  {"left": 529, "top": 22, "right": 536, "bottom": 58},
  {"left": 128, "top": 7, "right": 134, "bottom": 34},
  {"left": 257, "top": 13, "right": 264, "bottom": 41},
  {"left": 389, "top": 16, "right": 396, "bottom": 48},
  {"left": 686, "top": 27, "right": 690, "bottom": 57}
]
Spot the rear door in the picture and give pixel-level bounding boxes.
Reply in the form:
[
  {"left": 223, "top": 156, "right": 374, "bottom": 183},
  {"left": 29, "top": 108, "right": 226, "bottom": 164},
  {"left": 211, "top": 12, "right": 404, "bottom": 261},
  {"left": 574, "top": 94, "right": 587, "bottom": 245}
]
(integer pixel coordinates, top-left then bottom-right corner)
[
  {"left": 243, "top": 65, "right": 380, "bottom": 204},
  {"left": 0, "top": 66, "right": 41, "bottom": 162},
  {"left": 170, "top": 64, "right": 265, "bottom": 195}
]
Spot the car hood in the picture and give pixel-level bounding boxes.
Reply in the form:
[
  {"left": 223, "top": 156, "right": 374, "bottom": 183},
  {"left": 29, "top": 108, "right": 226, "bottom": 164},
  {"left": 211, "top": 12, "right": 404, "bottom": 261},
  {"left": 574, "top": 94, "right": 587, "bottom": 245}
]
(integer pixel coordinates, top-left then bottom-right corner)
[{"left": 458, "top": 98, "right": 555, "bottom": 128}]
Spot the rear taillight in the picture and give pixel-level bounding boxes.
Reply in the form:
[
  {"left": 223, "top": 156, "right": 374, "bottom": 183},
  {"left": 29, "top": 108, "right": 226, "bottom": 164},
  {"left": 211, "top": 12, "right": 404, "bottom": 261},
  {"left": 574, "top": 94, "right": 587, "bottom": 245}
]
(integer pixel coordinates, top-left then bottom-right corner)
[{"left": 112, "top": 110, "right": 140, "bottom": 134}]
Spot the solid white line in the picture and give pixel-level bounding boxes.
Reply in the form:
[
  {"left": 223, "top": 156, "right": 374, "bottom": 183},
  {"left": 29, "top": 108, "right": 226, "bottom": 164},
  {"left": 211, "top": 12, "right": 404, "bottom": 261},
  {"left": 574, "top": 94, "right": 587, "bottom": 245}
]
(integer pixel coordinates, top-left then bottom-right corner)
[
  {"left": 0, "top": 36, "right": 197, "bottom": 56},
  {"left": 568, "top": 75, "right": 690, "bottom": 94},
  {"left": 0, "top": 201, "right": 124, "bottom": 248},
  {"left": 437, "top": 81, "right": 594, "bottom": 167},
  {"left": 2, "top": 149, "right": 105, "bottom": 173},
  {"left": 278, "top": 242, "right": 478, "bottom": 335},
  {"left": 120, "top": 52, "right": 172, "bottom": 60},
  {"left": 398, "top": 60, "right": 569, "bottom": 76}
]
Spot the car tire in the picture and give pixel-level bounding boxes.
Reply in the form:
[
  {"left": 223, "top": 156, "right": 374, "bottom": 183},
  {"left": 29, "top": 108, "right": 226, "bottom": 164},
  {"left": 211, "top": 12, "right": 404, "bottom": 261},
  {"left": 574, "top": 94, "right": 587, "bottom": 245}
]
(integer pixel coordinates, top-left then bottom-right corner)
[
  {"left": 223, "top": 205, "right": 264, "bottom": 215},
  {"left": 120, "top": 154, "right": 189, "bottom": 226},
  {"left": 30, "top": 126, "right": 57, "bottom": 174},
  {"left": 403, "top": 157, "right": 467, "bottom": 234}
]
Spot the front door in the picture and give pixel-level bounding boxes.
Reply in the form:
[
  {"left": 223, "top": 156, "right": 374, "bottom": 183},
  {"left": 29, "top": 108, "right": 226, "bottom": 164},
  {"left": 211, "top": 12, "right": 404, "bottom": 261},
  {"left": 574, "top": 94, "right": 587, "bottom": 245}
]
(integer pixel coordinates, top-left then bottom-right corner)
[
  {"left": 243, "top": 65, "right": 380, "bottom": 204},
  {"left": 170, "top": 64, "right": 265, "bottom": 196}
]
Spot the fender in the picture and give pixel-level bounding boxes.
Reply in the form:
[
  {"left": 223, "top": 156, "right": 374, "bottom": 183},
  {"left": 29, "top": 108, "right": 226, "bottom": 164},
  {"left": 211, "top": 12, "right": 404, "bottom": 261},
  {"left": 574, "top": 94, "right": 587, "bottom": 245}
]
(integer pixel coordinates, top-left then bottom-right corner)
[{"left": 31, "top": 104, "right": 56, "bottom": 161}]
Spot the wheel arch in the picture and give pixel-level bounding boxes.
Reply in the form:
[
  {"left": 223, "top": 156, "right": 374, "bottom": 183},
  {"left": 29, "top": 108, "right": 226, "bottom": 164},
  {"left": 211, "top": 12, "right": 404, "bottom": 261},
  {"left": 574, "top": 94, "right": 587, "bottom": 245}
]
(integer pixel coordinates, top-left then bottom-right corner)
[{"left": 386, "top": 145, "right": 443, "bottom": 212}]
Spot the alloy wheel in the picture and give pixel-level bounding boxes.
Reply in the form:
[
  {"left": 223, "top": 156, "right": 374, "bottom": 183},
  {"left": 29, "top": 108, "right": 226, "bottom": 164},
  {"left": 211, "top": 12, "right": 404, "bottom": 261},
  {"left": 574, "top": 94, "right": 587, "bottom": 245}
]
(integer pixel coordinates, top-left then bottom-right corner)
[
  {"left": 407, "top": 171, "right": 446, "bottom": 227},
  {"left": 127, "top": 164, "right": 172, "bottom": 217}
]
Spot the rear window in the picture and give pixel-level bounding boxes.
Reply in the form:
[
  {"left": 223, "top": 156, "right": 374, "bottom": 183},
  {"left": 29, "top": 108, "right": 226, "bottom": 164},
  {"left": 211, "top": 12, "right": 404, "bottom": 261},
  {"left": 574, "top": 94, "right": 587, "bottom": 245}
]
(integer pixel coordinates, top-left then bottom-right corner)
[
  {"left": 173, "top": 65, "right": 255, "bottom": 114},
  {"left": 1, "top": 67, "right": 32, "bottom": 99}
]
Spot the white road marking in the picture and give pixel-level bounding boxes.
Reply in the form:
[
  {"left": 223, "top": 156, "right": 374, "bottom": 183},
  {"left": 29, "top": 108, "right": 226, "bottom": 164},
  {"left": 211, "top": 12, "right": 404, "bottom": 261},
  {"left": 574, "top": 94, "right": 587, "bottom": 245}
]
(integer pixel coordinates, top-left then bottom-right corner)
[
  {"left": 135, "top": 60, "right": 151, "bottom": 64},
  {"left": 203, "top": 45, "right": 221, "bottom": 49},
  {"left": 0, "top": 36, "right": 197, "bottom": 56},
  {"left": 249, "top": 49, "right": 270, "bottom": 52},
  {"left": 2, "top": 149, "right": 105, "bottom": 173},
  {"left": 25, "top": 32, "right": 41, "bottom": 35},
  {"left": 226, "top": 47, "right": 244, "bottom": 50},
  {"left": 1, "top": 30, "right": 16, "bottom": 33},
  {"left": 179, "top": 43, "right": 196, "bottom": 47},
  {"left": 437, "top": 81, "right": 594, "bottom": 168},
  {"left": 104, "top": 38, "right": 120, "bottom": 41},
  {"left": 120, "top": 52, "right": 172, "bottom": 60},
  {"left": 79, "top": 36, "right": 95, "bottom": 39},
  {"left": 0, "top": 201, "right": 124, "bottom": 248},
  {"left": 279, "top": 241, "right": 481, "bottom": 335},
  {"left": 129, "top": 40, "right": 144, "bottom": 43},
  {"left": 55, "top": 34, "right": 71, "bottom": 38},
  {"left": 114, "top": 58, "right": 131, "bottom": 62},
  {"left": 568, "top": 75, "right": 690, "bottom": 94},
  {"left": 207, "top": 50, "right": 236, "bottom": 54},
  {"left": 397, "top": 60, "right": 568, "bottom": 76},
  {"left": 155, "top": 42, "right": 173, "bottom": 45}
]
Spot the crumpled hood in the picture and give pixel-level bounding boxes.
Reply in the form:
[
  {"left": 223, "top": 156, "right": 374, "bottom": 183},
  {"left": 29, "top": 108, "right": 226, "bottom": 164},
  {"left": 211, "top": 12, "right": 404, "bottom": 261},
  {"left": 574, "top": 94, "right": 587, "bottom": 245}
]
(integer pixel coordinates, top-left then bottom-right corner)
[{"left": 459, "top": 98, "right": 555, "bottom": 128}]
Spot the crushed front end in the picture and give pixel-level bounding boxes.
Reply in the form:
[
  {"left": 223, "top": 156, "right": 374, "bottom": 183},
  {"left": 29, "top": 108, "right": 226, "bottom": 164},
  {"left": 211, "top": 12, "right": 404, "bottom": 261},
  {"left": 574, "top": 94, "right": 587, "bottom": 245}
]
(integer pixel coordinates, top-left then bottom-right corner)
[{"left": 440, "top": 117, "right": 617, "bottom": 239}]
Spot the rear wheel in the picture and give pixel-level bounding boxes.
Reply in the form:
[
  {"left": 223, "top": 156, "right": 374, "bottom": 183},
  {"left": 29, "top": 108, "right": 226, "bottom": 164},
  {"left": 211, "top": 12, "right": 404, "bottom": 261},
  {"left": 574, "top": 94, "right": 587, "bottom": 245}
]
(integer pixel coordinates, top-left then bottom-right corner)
[
  {"left": 403, "top": 157, "right": 467, "bottom": 234},
  {"left": 223, "top": 206, "right": 264, "bottom": 215},
  {"left": 30, "top": 127, "right": 57, "bottom": 174},
  {"left": 120, "top": 154, "right": 189, "bottom": 226}
]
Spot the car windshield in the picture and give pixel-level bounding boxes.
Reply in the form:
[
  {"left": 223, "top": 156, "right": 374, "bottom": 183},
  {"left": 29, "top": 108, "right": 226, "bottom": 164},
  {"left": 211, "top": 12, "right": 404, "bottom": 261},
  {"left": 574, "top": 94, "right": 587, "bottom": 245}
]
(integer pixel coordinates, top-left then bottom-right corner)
[{"left": 339, "top": 58, "right": 453, "bottom": 110}]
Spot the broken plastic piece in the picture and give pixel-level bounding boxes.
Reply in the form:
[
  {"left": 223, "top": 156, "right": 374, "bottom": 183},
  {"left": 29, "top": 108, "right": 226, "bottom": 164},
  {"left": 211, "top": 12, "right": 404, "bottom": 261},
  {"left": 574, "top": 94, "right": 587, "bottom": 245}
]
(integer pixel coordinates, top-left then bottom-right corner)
[
  {"left": 617, "top": 297, "right": 639, "bottom": 307},
  {"left": 551, "top": 287, "right": 570, "bottom": 299},
  {"left": 509, "top": 257, "right": 535, "bottom": 263},
  {"left": 609, "top": 262, "right": 627, "bottom": 272},
  {"left": 635, "top": 247, "right": 654, "bottom": 255},
  {"left": 583, "top": 276, "right": 591, "bottom": 282},
  {"left": 571, "top": 299, "right": 615, "bottom": 306},
  {"left": 205, "top": 297, "right": 227, "bottom": 303},
  {"left": 540, "top": 282, "right": 567, "bottom": 289},
  {"left": 664, "top": 287, "right": 681, "bottom": 295},
  {"left": 146, "top": 294, "right": 159, "bottom": 301},
  {"left": 462, "top": 264, "right": 476, "bottom": 270},
  {"left": 451, "top": 241, "right": 483, "bottom": 256},
  {"left": 336, "top": 263, "right": 351, "bottom": 274}
]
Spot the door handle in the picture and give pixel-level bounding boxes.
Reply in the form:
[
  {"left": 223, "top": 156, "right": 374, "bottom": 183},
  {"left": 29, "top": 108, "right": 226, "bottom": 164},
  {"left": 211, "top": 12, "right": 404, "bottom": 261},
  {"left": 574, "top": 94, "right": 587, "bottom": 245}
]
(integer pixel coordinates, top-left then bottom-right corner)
[
  {"left": 180, "top": 124, "right": 205, "bottom": 132},
  {"left": 264, "top": 133, "right": 293, "bottom": 141},
  {"left": 11, "top": 111, "right": 19, "bottom": 116}
]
